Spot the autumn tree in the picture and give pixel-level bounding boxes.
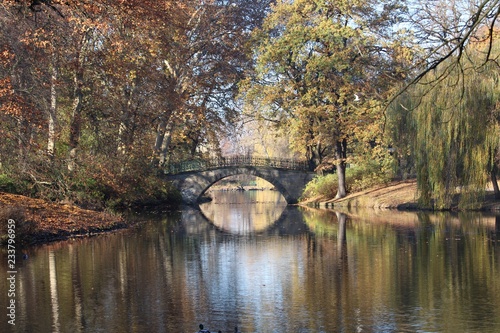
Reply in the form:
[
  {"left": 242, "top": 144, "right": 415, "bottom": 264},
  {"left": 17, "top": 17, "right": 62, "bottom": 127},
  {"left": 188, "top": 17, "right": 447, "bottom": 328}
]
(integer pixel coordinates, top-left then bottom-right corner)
[
  {"left": 0, "top": 0, "right": 275, "bottom": 206},
  {"left": 0, "top": 3, "right": 62, "bottom": 174},
  {"left": 150, "top": 0, "right": 274, "bottom": 166},
  {"left": 241, "top": 0, "right": 413, "bottom": 198}
]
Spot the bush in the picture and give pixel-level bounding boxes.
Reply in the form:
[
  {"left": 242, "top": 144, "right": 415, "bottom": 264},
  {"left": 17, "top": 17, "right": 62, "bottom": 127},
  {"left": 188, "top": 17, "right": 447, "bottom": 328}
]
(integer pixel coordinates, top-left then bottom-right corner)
[
  {"left": 302, "top": 173, "right": 339, "bottom": 200},
  {"left": 348, "top": 159, "right": 393, "bottom": 193},
  {"left": 0, "top": 174, "right": 16, "bottom": 193},
  {"left": 68, "top": 157, "right": 182, "bottom": 210},
  {"left": 0, "top": 206, "right": 36, "bottom": 245},
  {"left": 302, "top": 161, "right": 393, "bottom": 201},
  {"left": 69, "top": 174, "right": 116, "bottom": 210},
  {"left": 0, "top": 174, "right": 29, "bottom": 194}
]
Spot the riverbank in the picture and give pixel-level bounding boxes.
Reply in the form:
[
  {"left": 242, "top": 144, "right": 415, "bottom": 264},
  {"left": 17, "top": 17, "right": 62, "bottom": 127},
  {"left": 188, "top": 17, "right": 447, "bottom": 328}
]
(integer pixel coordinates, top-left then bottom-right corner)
[
  {"left": 2, "top": 179, "right": 499, "bottom": 246},
  {"left": 0, "top": 192, "right": 127, "bottom": 245},
  {"left": 303, "top": 179, "right": 500, "bottom": 211}
]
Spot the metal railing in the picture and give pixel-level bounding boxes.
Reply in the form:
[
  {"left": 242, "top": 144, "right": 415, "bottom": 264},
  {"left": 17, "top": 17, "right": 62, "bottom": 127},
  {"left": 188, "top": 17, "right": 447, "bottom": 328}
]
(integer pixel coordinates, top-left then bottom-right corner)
[{"left": 165, "top": 155, "right": 311, "bottom": 174}]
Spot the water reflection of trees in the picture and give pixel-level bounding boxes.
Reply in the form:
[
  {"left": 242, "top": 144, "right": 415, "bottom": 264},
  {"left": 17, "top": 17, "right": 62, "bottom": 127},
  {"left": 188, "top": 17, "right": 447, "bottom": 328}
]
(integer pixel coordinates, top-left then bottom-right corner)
[
  {"left": 5, "top": 208, "right": 500, "bottom": 332},
  {"left": 301, "top": 207, "right": 500, "bottom": 332},
  {"left": 8, "top": 220, "right": 206, "bottom": 332}
]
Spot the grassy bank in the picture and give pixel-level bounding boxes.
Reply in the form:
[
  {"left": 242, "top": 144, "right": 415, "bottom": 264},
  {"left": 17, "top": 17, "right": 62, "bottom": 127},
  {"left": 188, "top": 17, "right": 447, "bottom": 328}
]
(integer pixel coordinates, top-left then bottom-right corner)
[{"left": 302, "top": 179, "right": 500, "bottom": 211}]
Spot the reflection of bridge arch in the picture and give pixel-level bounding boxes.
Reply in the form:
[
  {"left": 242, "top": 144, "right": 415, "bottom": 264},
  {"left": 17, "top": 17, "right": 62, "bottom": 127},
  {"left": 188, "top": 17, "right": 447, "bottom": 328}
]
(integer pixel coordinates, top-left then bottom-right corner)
[
  {"left": 183, "top": 205, "right": 311, "bottom": 236},
  {"left": 165, "top": 163, "right": 315, "bottom": 205}
]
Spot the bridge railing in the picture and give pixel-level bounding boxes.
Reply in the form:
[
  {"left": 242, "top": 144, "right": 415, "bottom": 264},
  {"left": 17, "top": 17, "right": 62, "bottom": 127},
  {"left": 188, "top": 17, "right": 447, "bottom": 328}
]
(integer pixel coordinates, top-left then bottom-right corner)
[{"left": 164, "top": 155, "right": 311, "bottom": 174}]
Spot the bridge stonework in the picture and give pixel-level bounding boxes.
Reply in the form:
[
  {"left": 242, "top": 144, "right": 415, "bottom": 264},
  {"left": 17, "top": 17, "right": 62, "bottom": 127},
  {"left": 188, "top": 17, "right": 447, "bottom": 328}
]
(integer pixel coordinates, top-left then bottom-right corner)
[{"left": 165, "top": 166, "right": 316, "bottom": 205}]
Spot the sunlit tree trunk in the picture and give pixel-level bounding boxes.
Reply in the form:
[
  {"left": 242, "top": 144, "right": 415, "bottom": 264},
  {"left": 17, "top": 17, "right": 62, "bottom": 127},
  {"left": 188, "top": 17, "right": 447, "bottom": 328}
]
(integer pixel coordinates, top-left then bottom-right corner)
[
  {"left": 47, "top": 64, "right": 57, "bottom": 159},
  {"left": 158, "top": 122, "right": 173, "bottom": 167},
  {"left": 117, "top": 121, "right": 128, "bottom": 155},
  {"left": 68, "top": 64, "right": 83, "bottom": 172},
  {"left": 335, "top": 138, "right": 347, "bottom": 199},
  {"left": 154, "top": 115, "right": 173, "bottom": 167}
]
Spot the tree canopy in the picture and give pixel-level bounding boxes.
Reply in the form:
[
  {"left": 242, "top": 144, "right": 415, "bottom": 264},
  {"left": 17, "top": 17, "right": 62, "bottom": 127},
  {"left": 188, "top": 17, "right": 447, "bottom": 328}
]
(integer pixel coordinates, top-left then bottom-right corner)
[
  {"left": 1, "top": 0, "right": 499, "bottom": 208},
  {"left": 388, "top": 32, "right": 500, "bottom": 208},
  {"left": 0, "top": 0, "right": 272, "bottom": 206},
  {"left": 240, "top": 0, "right": 415, "bottom": 198}
]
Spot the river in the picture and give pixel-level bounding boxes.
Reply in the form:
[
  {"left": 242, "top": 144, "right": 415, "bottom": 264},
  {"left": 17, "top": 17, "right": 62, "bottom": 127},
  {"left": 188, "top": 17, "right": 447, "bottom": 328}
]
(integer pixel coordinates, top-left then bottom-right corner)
[{"left": 2, "top": 190, "right": 500, "bottom": 332}]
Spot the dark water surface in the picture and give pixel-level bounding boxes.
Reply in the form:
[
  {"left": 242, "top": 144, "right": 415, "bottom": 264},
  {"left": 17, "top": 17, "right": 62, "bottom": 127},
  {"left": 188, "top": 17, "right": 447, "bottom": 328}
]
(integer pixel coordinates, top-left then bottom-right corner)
[{"left": 2, "top": 190, "right": 500, "bottom": 332}]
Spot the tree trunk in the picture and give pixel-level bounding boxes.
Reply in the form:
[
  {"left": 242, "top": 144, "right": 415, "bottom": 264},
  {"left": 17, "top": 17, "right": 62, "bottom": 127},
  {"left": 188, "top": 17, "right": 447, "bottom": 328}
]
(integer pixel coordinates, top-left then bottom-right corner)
[
  {"left": 68, "top": 61, "right": 83, "bottom": 172},
  {"left": 47, "top": 64, "right": 57, "bottom": 159},
  {"left": 492, "top": 165, "right": 500, "bottom": 200},
  {"left": 117, "top": 77, "right": 137, "bottom": 155},
  {"left": 335, "top": 138, "right": 347, "bottom": 199},
  {"left": 158, "top": 122, "right": 173, "bottom": 167},
  {"left": 154, "top": 115, "right": 174, "bottom": 167},
  {"left": 307, "top": 143, "right": 322, "bottom": 171},
  {"left": 117, "top": 119, "right": 128, "bottom": 155},
  {"left": 154, "top": 118, "right": 166, "bottom": 157},
  {"left": 17, "top": 117, "right": 27, "bottom": 172}
]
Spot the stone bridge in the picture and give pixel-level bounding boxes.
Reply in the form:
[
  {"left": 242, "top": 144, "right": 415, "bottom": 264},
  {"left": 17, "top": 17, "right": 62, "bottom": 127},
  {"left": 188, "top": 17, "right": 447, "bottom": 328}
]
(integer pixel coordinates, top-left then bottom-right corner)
[{"left": 164, "top": 156, "right": 316, "bottom": 205}]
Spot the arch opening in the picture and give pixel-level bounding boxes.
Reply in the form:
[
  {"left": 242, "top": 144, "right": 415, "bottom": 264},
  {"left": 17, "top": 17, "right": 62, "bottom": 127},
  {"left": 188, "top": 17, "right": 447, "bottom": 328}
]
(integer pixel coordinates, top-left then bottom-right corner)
[
  {"left": 166, "top": 165, "right": 315, "bottom": 205},
  {"left": 199, "top": 172, "right": 291, "bottom": 204},
  {"left": 202, "top": 175, "right": 285, "bottom": 202},
  {"left": 199, "top": 175, "right": 287, "bottom": 234}
]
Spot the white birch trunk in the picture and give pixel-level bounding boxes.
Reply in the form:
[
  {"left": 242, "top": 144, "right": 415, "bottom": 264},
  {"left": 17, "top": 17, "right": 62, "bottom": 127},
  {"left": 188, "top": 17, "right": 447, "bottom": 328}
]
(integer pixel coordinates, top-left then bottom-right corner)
[{"left": 47, "top": 65, "right": 57, "bottom": 158}]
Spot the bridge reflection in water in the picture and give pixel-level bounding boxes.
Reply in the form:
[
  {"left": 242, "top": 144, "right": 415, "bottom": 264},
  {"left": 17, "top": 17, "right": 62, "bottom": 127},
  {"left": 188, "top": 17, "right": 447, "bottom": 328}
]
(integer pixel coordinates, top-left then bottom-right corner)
[{"left": 199, "top": 190, "right": 287, "bottom": 234}]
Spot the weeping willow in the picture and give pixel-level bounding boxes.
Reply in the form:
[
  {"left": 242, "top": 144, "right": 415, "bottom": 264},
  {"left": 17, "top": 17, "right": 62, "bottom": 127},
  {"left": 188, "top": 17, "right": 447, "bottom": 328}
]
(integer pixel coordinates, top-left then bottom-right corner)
[{"left": 391, "top": 44, "right": 500, "bottom": 210}]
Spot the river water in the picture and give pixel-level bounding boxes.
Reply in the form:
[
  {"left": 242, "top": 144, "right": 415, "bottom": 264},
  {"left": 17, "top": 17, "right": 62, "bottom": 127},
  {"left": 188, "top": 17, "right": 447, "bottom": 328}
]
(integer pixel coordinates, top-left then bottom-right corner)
[{"left": 2, "top": 190, "right": 500, "bottom": 332}]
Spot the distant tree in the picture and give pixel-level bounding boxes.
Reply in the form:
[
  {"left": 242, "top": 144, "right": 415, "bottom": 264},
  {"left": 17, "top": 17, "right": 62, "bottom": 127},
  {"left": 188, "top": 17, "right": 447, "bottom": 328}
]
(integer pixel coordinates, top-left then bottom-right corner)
[{"left": 151, "top": 0, "right": 274, "bottom": 166}]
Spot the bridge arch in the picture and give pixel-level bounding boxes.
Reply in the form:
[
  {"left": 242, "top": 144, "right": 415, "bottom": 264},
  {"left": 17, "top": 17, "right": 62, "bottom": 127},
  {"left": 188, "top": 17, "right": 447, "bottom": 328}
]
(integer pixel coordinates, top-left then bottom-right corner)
[
  {"left": 198, "top": 168, "right": 294, "bottom": 202},
  {"left": 165, "top": 166, "right": 315, "bottom": 205}
]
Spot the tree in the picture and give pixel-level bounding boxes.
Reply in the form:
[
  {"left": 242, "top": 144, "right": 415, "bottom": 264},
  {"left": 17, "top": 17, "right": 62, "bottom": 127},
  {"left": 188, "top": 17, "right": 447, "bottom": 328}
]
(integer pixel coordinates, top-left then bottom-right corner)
[
  {"left": 150, "top": 0, "right": 274, "bottom": 166},
  {"left": 241, "top": 0, "right": 413, "bottom": 198},
  {"left": 388, "top": 34, "right": 500, "bottom": 209},
  {"left": 404, "top": 0, "right": 500, "bottom": 83},
  {"left": 0, "top": 3, "right": 61, "bottom": 172},
  {"left": 385, "top": 0, "right": 500, "bottom": 208}
]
